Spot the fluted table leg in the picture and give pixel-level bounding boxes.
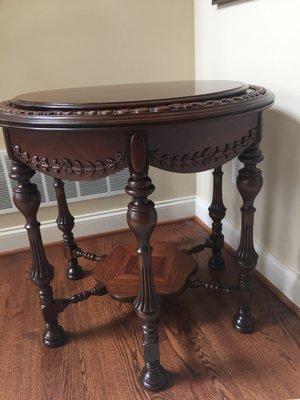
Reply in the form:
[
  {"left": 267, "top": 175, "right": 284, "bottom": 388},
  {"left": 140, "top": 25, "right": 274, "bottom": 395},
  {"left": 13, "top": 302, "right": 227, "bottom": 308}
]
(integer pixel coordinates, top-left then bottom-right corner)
[
  {"left": 126, "top": 132, "right": 167, "bottom": 391},
  {"left": 233, "top": 138, "right": 263, "bottom": 333},
  {"left": 11, "top": 160, "right": 65, "bottom": 347},
  {"left": 54, "top": 178, "right": 83, "bottom": 280},
  {"left": 208, "top": 166, "right": 226, "bottom": 271}
]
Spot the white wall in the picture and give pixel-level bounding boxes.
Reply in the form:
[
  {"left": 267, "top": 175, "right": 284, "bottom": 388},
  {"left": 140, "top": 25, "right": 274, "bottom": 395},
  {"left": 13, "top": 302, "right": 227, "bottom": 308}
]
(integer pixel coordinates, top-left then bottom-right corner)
[{"left": 195, "top": 0, "right": 300, "bottom": 306}]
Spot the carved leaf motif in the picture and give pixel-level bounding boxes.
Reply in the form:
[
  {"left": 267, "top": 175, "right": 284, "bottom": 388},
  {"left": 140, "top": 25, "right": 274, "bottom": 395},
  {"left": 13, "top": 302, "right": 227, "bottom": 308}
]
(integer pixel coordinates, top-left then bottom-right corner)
[
  {"left": 182, "top": 154, "right": 192, "bottom": 169},
  {"left": 149, "top": 128, "right": 257, "bottom": 171},
  {"left": 31, "top": 156, "right": 40, "bottom": 168},
  {"left": 95, "top": 161, "right": 106, "bottom": 174},
  {"left": 22, "top": 152, "right": 30, "bottom": 162},
  {"left": 161, "top": 154, "right": 171, "bottom": 168},
  {"left": 105, "top": 159, "right": 116, "bottom": 172},
  {"left": 149, "top": 151, "right": 160, "bottom": 163},
  {"left": 62, "top": 159, "right": 73, "bottom": 175},
  {"left": 192, "top": 152, "right": 203, "bottom": 167},
  {"left": 73, "top": 160, "right": 83, "bottom": 176},
  {"left": 41, "top": 157, "right": 50, "bottom": 171},
  {"left": 11, "top": 145, "right": 126, "bottom": 177},
  {"left": 85, "top": 162, "right": 95, "bottom": 176},
  {"left": 172, "top": 156, "right": 182, "bottom": 169},
  {"left": 223, "top": 144, "right": 233, "bottom": 159},
  {"left": 213, "top": 147, "right": 223, "bottom": 163},
  {"left": 51, "top": 159, "right": 60, "bottom": 173},
  {"left": 202, "top": 147, "right": 214, "bottom": 163}
]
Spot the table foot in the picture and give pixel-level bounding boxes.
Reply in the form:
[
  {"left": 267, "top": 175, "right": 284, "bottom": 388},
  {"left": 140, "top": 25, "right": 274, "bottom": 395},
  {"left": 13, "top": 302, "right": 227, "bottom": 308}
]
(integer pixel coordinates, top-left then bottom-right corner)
[
  {"left": 141, "top": 362, "right": 167, "bottom": 392},
  {"left": 44, "top": 323, "right": 66, "bottom": 347},
  {"left": 233, "top": 308, "right": 255, "bottom": 334},
  {"left": 67, "top": 260, "right": 84, "bottom": 280}
]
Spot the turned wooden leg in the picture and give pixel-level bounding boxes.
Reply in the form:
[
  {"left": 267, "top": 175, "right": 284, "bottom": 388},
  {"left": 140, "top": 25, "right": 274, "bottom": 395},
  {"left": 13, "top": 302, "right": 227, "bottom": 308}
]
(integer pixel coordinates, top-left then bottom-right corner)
[
  {"left": 233, "top": 141, "right": 263, "bottom": 333},
  {"left": 54, "top": 178, "right": 83, "bottom": 280},
  {"left": 11, "top": 160, "right": 65, "bottom": 347},
  {"left": 126, "top": 132, "right": 167, "bottom": 391},
  {"left": 208, "top": 166, "right": 226, "bottom": 271}
]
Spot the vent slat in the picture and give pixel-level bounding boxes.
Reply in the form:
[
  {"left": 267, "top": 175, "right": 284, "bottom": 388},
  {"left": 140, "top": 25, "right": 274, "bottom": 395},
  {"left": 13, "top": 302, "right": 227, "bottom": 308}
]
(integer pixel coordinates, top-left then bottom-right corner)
[
  {"left": 110, "top": 168, "right": 130, "bottom": 192},
  {"left": 79, "top": 178, "right": 108, "bottom": 196},
  {"left": 0, "top": 158, "right": 12, "bottom": 210}
]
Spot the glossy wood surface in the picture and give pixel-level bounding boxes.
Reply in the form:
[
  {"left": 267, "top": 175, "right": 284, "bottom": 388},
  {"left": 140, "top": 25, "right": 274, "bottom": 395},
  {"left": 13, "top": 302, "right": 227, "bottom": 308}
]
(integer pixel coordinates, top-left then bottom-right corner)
[
  {"left": 0, "top": 219, "right": 298, "bottom": 400},
  {"left": 12, "top": 81, "right": 248, "bottom": 110},
  {"left": 93, "top": 242, "right": 197, "bottom": 300},
  {"left": 5, "top": 111, "right": 260, "bottom": 182},
  {"left": 0, "top": 82, "right": 274, "bottom": 127}
]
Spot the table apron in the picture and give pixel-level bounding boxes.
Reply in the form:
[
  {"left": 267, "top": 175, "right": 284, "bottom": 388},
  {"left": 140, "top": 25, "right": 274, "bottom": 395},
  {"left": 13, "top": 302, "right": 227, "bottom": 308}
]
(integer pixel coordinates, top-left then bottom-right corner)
[{"left": 5, "top": 111, "right": 260, "bottom": 180}]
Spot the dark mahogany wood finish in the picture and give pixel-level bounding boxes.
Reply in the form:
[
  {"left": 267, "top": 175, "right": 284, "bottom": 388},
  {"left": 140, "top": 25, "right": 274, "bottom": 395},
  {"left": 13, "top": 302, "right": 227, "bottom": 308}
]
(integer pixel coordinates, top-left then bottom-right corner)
[
  {"left": 10, "top": 160, "right": 65, "bottom": 347},
  {"left": 208, "top": 167, "right": 226, "bottom": 271},
  {"left": 93, "top": 242, "right": 197, "bottom": 301},
  {"left": 53, "top": 178, "right": 84, "bottom": 280},
  {"left": 0, "top": 81, "right": 274, "bottom": 392},
  {"left": 125, "top": 131, "right": 167, "bottom": 390},
  {"left": 233, "top": 118, "right": 264, "bottom": 333}
]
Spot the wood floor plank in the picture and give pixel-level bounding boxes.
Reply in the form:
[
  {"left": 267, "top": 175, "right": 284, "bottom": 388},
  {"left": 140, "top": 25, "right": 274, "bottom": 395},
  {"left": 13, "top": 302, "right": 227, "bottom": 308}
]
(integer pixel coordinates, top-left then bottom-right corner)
[{"left": 0, "top": 219, "right": 299, "bottom": 400}]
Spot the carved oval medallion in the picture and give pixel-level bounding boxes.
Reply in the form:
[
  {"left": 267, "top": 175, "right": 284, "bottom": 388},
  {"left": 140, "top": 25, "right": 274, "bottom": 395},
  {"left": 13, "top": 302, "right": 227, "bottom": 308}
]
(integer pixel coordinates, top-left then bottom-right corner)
[{"left": 130, "top": 133, "right": 147, "bottom": 173}]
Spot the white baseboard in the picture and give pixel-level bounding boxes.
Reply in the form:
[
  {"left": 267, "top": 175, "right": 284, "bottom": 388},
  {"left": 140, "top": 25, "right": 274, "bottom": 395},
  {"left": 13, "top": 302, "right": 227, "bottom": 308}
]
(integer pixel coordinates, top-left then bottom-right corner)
[
  {"left": 196, "top": 197, "right": 300, "bottom": 308},
  {"left": 0, "top": 196, "right": 196, "bottom": 253}
]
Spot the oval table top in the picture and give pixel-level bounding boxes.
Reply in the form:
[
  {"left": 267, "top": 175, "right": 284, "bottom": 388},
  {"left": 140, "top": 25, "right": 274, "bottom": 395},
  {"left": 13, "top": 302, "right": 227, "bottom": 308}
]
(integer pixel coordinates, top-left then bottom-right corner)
[
  {"left": 11, "top": 80, "right": 248, "bottom": 110},
  {"left": 0, "top": 80, "right": 274, "bottom": 129}
]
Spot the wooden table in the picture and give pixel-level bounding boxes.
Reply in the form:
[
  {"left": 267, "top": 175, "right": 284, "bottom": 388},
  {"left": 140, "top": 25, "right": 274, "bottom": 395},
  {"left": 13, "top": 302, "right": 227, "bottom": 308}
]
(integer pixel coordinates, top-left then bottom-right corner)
[{"left": 0, "top": 81, "right": 274, "bottom": 391}]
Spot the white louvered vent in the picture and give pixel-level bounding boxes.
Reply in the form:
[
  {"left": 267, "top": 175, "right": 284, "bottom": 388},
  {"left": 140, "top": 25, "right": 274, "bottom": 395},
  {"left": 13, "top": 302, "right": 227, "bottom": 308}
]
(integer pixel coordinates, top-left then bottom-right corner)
[{"left": 0, "top": 150, "right": 129, "bottom": 215}]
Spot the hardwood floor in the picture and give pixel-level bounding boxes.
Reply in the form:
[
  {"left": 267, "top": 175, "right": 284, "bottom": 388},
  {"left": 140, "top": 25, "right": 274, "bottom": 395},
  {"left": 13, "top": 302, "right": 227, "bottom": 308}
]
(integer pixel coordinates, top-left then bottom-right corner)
[{"left": 0, "top": 219, "right": 299, "bottom": 400}]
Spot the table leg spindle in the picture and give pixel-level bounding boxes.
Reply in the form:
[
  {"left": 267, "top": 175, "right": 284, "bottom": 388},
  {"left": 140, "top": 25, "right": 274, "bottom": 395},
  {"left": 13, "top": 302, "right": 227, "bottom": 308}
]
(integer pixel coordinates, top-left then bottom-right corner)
[
  {"left": 54, "top": 178, "right": 83, "bottom": 280},
  {"left": 126, "top": 132, "right": 167, "bottom": 391},
  {"left": 208, "top": 166, "right": 226, "bottom": 271},
  {"left": 233, "top": 140, "right": 263, "bottom": 333},
  {"left": 11, "top": 160, "right": 65, "bottom": 347}
]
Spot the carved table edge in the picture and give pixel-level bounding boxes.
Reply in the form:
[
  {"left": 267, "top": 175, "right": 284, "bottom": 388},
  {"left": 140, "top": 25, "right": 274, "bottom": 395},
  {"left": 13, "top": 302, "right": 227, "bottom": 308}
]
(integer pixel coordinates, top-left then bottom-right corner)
[{"left": 0, "top": 86, "right": 267, "bottom": 118}]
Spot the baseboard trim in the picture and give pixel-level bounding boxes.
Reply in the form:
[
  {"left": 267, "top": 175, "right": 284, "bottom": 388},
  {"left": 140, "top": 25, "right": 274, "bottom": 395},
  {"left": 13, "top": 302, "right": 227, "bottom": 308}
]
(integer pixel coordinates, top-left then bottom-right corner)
[
  {"left": 196, "top": 197, "right": 300, "bottom": 309},
  {"left": 0, "top": 195, "right": 196, "bottom": 253}
]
